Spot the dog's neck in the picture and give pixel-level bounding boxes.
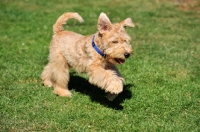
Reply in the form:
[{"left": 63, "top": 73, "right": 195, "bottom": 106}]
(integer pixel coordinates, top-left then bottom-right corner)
[{"left": 92, "top": 36, "right": 106, "bottom": 58}]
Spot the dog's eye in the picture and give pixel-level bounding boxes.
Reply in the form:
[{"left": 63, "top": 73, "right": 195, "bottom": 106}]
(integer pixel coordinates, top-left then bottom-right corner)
[
  {"left": 124, "top": 40, "right": 130, "bottom": 44},
  {"left": 112, "top": 41, "right": 118, "bottom": 44}
]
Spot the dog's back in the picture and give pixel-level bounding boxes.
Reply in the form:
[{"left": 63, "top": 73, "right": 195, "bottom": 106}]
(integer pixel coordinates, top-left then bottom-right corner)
[{"left": 50, "top": 12, "right": 93, "bottom": 73}]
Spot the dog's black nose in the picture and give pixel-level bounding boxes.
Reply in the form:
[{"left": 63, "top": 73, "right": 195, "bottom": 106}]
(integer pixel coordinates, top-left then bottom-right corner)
[{"left": 124, "top": 53, "right": 130, "bottom": 58}]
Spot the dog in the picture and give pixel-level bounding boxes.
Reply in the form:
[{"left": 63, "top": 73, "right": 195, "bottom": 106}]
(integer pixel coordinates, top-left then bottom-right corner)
[{"left": 41, "top": 12, "right": 134, "bottom": 101}]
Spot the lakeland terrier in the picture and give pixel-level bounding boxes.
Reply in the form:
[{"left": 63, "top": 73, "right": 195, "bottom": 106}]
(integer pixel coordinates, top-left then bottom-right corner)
[{"left": 41, "top": 12, "right": 134, "bottom": 101}]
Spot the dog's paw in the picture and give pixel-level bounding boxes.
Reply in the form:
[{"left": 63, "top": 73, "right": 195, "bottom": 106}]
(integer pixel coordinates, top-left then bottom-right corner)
[
  {"left": 53, "top": 87, "right": 72, "bottom": 97},
  {"left": 43, "top": 80, "right": 53, "bottom": 87},
  {"left": 105, "top": 80, "right": 123, "bottom": 94},
  {"left": 107, "top": 93, "right": 118, "bottom": 101}
]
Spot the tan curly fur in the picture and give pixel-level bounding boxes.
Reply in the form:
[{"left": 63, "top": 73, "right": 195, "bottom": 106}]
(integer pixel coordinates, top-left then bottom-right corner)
[{"left": 41, "top": 12, "right": 134, "bottom": 101}]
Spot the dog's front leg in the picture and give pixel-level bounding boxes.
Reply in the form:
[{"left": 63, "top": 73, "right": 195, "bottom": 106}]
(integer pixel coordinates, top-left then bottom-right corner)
[{"left": 88, "top": 66, "right": 124, "bottom": 100}]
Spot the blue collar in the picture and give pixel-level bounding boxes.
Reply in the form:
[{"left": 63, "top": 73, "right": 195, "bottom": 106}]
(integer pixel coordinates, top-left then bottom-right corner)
[{"left": 92, "top": 36, "right": 106, "bottom": 57}]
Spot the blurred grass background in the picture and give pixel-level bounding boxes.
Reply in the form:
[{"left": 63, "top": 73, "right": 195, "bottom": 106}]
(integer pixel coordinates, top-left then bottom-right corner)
[{"left": 0, "top": 0, "right": 200, "bottom": 131}]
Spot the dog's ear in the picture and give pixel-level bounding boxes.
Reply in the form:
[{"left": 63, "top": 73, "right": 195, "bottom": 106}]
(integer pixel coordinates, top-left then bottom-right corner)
[
  {"left": 98, "top": 12, "right": 112, "bottom": 34},
  {"left": 121, "top": 18, "right": 135, "bottom": 28}
]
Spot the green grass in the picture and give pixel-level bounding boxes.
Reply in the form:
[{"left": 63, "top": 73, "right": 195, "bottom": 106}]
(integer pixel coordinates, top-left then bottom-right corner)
[{"left": 0, "top": 0, "right": 200, "bottom": 131}]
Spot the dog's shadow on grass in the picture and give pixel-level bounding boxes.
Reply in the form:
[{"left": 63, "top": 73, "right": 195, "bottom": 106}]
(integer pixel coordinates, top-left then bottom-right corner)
[{"left": 69, "top": 72, "right": 133, "bottom": 110}]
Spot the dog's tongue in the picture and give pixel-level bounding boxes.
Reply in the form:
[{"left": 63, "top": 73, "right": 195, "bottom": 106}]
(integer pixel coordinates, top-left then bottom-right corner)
[{"left": 116, "top": 59, "right": 125, "bottom": 64}]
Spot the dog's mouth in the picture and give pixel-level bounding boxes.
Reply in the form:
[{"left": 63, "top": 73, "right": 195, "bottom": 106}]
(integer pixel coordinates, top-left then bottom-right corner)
[{"left": 115, "top": 58, "right": 125, "bottom": 64}]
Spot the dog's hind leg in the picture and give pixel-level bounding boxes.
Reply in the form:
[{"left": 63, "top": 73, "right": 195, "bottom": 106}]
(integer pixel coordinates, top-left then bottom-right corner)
[
  {"left": 49, "top": 52, "right": 72, "bottom": 97},
  {"left": 41, "top": 63, "right": 53, "bottom": 87}
]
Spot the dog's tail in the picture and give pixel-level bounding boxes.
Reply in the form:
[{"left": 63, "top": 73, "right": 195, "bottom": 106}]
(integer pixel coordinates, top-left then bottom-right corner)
[{"left": 53, "top": 12, "right": 84, "bottom": 34}]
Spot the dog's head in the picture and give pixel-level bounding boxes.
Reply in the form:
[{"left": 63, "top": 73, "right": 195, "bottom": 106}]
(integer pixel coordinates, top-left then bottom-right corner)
[{"left": 96, "top": 12, "right": 135, "bottom": 65}]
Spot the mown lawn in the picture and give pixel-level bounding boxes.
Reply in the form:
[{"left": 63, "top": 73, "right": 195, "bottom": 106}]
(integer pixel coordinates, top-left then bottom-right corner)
[{"left": 0, "top": 0, "right": 199, "bottom": 131}]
